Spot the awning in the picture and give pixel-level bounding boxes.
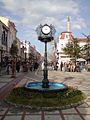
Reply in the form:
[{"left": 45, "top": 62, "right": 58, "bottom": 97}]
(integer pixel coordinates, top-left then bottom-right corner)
[{"left": 76, "top": 58, "right": 86, "bottom": 62}]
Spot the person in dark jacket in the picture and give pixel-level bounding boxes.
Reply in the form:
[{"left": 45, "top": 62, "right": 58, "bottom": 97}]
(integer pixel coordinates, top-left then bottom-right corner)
[
  {"left": 34, "top": 62, "right": 39, "bottom": 71},
  {"left": 16, "top": 61, "right": 20, "bottom": 72}
]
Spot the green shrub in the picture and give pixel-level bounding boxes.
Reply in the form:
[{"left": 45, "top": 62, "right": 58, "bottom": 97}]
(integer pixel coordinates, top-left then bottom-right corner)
[{"left": 6, "top": 87, "right": 86, "bottom": 108}]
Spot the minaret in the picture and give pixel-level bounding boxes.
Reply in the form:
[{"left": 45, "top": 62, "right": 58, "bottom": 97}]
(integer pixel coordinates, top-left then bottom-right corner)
[{"left": 66, "top": 16, "right": 71, "bottom": 32}]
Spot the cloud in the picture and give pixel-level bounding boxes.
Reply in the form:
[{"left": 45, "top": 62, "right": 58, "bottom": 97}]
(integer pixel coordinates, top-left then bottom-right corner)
[
  {"left": 1, "top": 0, "right": 80, "bottom": 26},
  {"left": 0, "top": 0, "right": 88, "bottom": 53},
  {"left": 72, "top": 17, "right": 86, "bottom": 30}
]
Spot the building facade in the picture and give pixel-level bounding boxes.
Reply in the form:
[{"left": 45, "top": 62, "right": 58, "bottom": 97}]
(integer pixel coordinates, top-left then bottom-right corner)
[
  {"left": 0, "top": 20, "right": 9, "bottom": 65},
  {"left": 56, "top": 17, "right": 72, "bottom": 69},
  {"left": 56, "top": 16, "right": 90, "bottom": 69},
  {"left": 0, "top": 16, "right": 17, "bottom": 58},
  {"left": 76, "top": 38, "right": 90, "bottom": 62},
  {"left": 0, "top": 16, "right": 43, "bottom": 64}
]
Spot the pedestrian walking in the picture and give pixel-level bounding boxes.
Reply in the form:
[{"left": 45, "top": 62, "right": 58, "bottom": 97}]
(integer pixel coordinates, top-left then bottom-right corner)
[
  {"left": 60, "top": 61, "right": 63, "bottom": 71},
  {"left": 16, "top": 61, "right": 21, "bottom": 72},
  {"left": 34, "top": 62, "right": 39, "bottom": 71},
  {"left": 6, "top": 61, "right": 12, "bottom": 75},
  {"left": 29, "top": 61, "right": 34, "bottom": 71}
]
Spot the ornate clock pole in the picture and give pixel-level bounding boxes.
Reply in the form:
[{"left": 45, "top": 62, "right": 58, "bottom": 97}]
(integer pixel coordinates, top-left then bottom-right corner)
[
  {"left": 43, "top": 41, "right": 48, "bottom": 88},
  {"left": 36, "top": 24, "right": 56, "bottom": 88}
]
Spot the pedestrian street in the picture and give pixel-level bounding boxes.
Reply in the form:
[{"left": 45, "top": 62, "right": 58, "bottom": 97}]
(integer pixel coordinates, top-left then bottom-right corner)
[{"left": 0, "top": 70, "right": 90, "bottom": 120}]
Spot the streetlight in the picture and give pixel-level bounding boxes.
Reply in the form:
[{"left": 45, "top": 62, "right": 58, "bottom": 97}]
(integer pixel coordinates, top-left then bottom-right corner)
[{"left": 36, "top": 24, "right": 56, "bottom": 88}]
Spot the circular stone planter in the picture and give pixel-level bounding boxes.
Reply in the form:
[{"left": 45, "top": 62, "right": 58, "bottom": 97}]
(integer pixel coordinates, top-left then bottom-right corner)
[
  {"left": 5, "top": 99, "right": 85, "bottom": 111},
  {"left": 5, "top": 86, "right": 86, "bottom": 111}
]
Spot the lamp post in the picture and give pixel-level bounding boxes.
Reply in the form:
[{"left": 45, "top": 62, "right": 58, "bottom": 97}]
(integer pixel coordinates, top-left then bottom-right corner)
[{"left": 36, "top": 24, "right": 56, "bottom": 88}]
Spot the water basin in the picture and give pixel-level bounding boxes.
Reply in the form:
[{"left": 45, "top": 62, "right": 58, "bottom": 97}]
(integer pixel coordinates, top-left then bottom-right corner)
[{"left": 25, "top": 82, "right": 68, "bottom": 92}]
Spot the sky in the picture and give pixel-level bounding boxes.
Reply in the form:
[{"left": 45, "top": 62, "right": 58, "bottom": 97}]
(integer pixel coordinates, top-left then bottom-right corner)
[{"left": 0, "top": 0, "right": 90, "bottom": 54}]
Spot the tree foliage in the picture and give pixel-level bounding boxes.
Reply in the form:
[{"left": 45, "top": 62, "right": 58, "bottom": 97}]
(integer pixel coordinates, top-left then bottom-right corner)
[
  {"left": 10, "top": 40, "right": 18, "bottom": 57},
  {"left": 81, "top": 33, "right": 90, "bottom": 61},
  {"left": 63, "top": 39, "right": 81, "bottom": 60},
  {"left": 81, "top": 44, "right": 90, "bottom": 59},
  {"left": 48, "top": 51, "right": 56, "bottom": 63}
]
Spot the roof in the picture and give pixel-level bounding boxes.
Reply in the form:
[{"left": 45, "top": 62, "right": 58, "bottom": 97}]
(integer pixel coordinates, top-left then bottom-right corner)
[
  {"left": 0, "top": 20, "right": 9, "bottom": 30},
  {"left": 61, "top": 31, "right": 72, "bottom": 34},
  {"left": 75, "top": 38, "right": 90, "bottom": 42},
  {"left": 60, "top": 31, "right": 72, "bottom": 39}
]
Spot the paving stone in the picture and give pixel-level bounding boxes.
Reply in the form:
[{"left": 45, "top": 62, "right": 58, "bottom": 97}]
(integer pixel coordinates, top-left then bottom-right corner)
[
  {"left": 86, "top": 102, "right": 90, "bottom": 106},
  {"left": 25, "top": 115, "right": 41, "bottom": 120},
  {"left": 0, "top": 71, "right": 90, "bottom": 120},
  {"left": 7, "top": 108, "right": 23, "bottom": 115},
  {"left": 0, "top": 116, "right": 3, "bottom": 119},
  {"left": 77, "top": 107, "right": 90, "bottom": 114},
  {"left": 0, "top": 108, "right": 8, "bottom": 115},
  {"left": 44, "top": 110, "right": 59, "bottom": 114},
  {"left": 82, "top": 115, "right": 90, "bottom": 120},
  {"left": 64, "top": 115, "right": 82, "bottom": 120},
  {"left": 0, "top": 83, "right": 7, "bottom": 88},
  {"left": 78, "top": 102, "right": 89, "bottom": 107},
  {"left": 86, "top": 93, "right": 90, "bottom": 96},
  {"left": 26, "top": 111, "right": 41, "bottom": 114},
  {"left": 45, "top": 115, "right": 62, "bottom": 120},
  {"left": 86, "top": 97, "right": 90, "bottom": 102},
  {"left": 4, "top": 115, "right": 21, "bottom": 120},
  {"left": 62, "top": 108, "right": 77, "bottom": 114}
]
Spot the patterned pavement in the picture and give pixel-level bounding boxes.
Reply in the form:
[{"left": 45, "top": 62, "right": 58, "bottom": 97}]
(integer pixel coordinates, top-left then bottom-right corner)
[{"left": 0, "top": 70, "right": 90, "bottom": 120}]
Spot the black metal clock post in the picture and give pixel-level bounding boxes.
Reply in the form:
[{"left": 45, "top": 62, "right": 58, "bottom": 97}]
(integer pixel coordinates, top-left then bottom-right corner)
[
  {"left": 42, "top": 41, "right": 49, "bottom": 88},
  {"left": 36, "top": 24, "right": 56, "bottom": 88}
]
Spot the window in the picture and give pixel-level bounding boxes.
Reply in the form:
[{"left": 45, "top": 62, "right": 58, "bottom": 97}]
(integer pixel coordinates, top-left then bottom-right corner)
[
  {"left": 61, "top": 44, "right": 63, "bottom": 47},
  {"left": 66, "top": 35, "right": 68, "bottom": 38},
  {"left": 2, "top": 26, "right": 8, "bottom": 46}
]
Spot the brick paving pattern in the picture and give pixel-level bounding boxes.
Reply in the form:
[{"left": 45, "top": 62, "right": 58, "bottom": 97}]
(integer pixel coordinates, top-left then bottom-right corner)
[{"left": 0, "top": 71, "right": 90, "bottom": 120}]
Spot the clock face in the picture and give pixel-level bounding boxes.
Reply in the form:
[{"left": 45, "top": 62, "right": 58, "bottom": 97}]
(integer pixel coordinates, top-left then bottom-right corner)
[{"left": 42, "top": 25, "right": 50, "bottom": 34}]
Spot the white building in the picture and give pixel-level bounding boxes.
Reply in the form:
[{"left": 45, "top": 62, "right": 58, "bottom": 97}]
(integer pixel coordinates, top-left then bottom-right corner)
[
  {"left": 77, "top": 38, "right": 90, "bottom": 47},
  {"left": 16, "top": 37, "right": 21, "bottom": 58},
  {"left": 0, "top": 20, "right": 9, "bottom": 64},
  {"left": 57, "top": 16, "right": 90, "bottom": 69},
  {"left": 20, "top": 41, "right": 37, "bottom": 61},
  {"left": 57, "top": 17, "right": 72, "bottom": 68},
  {"left": 0, "top": 16, "right": 41, "bottom": 63},
  {"left": 0, "top": 16, "right": 17, "bottom": 57},
  {"left": 76, "top": 38, "right": 90, "bottom": 61}
]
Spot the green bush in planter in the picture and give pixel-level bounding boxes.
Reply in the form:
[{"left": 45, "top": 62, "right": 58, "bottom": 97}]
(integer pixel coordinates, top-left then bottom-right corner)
[{"left": 6, "top": 86, "right": 86, "bottom": 108}]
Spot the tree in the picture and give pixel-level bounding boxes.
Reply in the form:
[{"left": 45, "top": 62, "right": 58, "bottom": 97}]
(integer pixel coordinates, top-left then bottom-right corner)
[
  {"left": 48, "top": 40, "right": 57, "bottom": 65},
  {"left": 48, "top": 51, "right": 56, "bottom": 64},
  {"left": 10, "top": 40, "right": 18, "bottom": 57},
  {"left": 63, "top": 37, "right": 81, "bottom": 60},
  {"left": 81, "top": 33, "right": 90, "bottom": 62},
  {"left": 9, "top": 40, "right": 19, "bottom": 78},
  {"left": 81, "top": 44, "right": 90, "bottom": 60}
]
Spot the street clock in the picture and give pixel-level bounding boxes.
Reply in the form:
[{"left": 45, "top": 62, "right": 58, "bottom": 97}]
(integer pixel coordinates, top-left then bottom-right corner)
[
  {"left": 36, "top": 24, "right": 56, "bottom": 42},
  {"left": 41, "top": 24, "right": 51, "bottom": 35}
]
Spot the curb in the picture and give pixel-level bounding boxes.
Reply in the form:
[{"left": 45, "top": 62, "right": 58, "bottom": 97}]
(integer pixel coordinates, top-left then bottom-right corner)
[{"left": 4, "top": 99, "right": 85, "bottom": 111}]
